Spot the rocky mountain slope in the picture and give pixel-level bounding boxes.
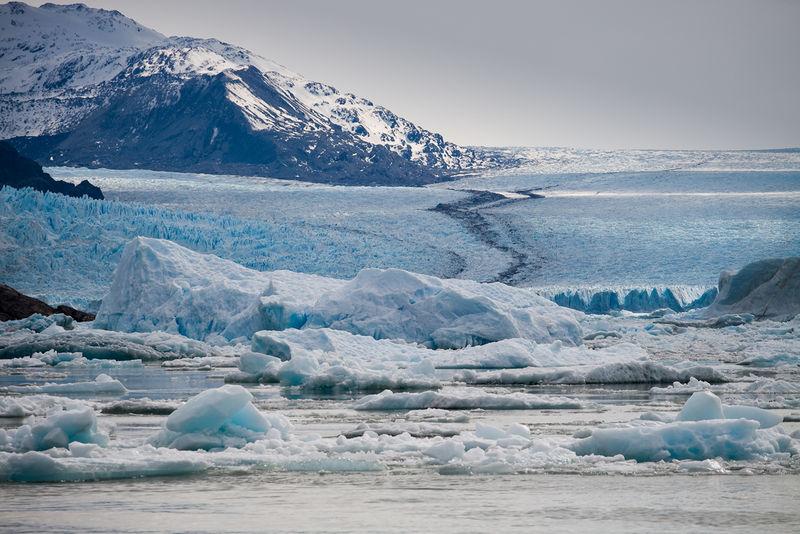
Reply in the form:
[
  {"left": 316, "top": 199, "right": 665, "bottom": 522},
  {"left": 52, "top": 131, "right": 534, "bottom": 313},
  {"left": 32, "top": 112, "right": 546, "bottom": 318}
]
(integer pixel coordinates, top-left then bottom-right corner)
[
  {"left": 0, "top": 2, "right": 500, "bottom": 184},
  {"left": 0, "top": 140, "right": 102, "bottom": 198}
]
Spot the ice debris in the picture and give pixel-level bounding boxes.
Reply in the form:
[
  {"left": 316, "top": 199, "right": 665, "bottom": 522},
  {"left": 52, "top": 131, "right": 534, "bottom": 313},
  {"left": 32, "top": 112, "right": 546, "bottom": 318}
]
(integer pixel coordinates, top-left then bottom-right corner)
[
  {"left": 2, "top": 373, "right": 127, "bottom": 395},
  {"left": 353, "top": 388, "right": 589, "bottom": 411},
  {"left": 0, "top": 401, "right": 108, "bottom": 452},
  {"left": 699, "top": 257, "right": 799, "bottom": 321},
  {"left": 572, "top": 391, "right": 792, "bottom": 461},
  {"left": 457, "top": 360, "right": 725, "bottom": 385}
]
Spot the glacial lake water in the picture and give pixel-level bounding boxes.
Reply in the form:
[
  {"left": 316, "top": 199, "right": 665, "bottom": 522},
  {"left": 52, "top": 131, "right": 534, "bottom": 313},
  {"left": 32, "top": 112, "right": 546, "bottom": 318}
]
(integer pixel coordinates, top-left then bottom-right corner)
[
  {"left": 1, "top": 363, "right": 799, "bottom": 533},
  {"left": 3, "top": 469, "right": 800, "bottom": 533}
]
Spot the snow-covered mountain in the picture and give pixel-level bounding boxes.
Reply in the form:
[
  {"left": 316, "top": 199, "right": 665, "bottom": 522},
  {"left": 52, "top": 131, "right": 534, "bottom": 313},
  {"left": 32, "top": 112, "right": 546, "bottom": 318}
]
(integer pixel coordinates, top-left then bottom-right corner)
[{"left": 0, "top": 2, "right": 498, "bottom": 184}]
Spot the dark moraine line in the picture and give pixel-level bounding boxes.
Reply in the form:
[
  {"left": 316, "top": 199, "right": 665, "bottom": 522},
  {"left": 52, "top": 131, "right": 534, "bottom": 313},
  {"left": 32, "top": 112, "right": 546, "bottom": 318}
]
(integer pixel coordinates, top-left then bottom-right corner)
[{"left": 430, "top": 189, "right": 545, "bottom": 284}]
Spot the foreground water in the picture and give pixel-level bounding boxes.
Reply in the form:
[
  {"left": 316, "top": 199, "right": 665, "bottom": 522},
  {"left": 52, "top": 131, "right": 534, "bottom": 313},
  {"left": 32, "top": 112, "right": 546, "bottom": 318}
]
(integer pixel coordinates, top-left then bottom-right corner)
[
  {"left": 2, "top": 348, "right": 799, "bottom": 532},
  {"left": 3, "top": 470, "right": 799, "bottom": 533}
]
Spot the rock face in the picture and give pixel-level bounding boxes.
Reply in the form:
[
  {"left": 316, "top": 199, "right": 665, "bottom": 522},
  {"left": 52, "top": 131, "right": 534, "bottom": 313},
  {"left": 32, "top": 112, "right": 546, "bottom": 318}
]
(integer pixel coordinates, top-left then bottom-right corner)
[
  {"left": 1, "top": 3, "right": 504, "bottom": 185},
  {"left": 0, "top": 284, "right": 95, "bottom": 322},
  {"left": 700, "top": 257, "right": 800, "bottom": 321},
  {"left": 0, "top": 141, "right": 103, "bottom": 199}
]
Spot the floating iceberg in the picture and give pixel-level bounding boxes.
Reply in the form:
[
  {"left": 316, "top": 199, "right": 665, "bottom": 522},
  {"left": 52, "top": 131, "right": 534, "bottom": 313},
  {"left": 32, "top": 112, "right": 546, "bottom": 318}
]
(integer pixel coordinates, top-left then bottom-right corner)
[
  {"left": 306, "top": 268, "right": 583, "bottom": 348},
  {"left": 2, "top": 374, "right": 128, "bottom": 395},
  {"left": 0, "top": 447, "right": 210, "bottom": 483},
  {"left": 698, "top": 257, "right": 800, "bottom": 321},
  {"left": 571, "top": 392, "right": 793, "bottom": 461},
  {"left": 95, "top": 238, "right": 583, "bottom": 348},
  {"left": 149, "top": 385, "right": 292, "bottom": 450},
  {"left": 0, "top": 394, "right": 78, "bottom": 417},
  {"left": 353, "top": 388, "right": 589, "bottom": 411},
  {"left": 0, "top": 323, "right": 223, "bottom": 361},
  {"left": 457, "top": 360, "right": 725, "bottom": 385},
  {"left": 0, "top": 402, "right": 108, "bottom": 452},
  {"left": 0, "top": 349, "right": 143, "bottom": 369}
]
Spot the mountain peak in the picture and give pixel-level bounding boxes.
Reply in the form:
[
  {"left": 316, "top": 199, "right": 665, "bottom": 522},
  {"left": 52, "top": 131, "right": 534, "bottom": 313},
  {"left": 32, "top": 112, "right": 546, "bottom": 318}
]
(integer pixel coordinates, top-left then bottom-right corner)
[{"left": 1, "top": 2, "right": 500, "bottom": 183}]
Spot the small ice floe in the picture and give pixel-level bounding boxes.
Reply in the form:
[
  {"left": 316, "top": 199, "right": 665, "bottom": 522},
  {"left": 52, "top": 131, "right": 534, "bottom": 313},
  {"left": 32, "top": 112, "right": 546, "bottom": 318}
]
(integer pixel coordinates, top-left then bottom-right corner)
[
  {"left": 0, "top": 394, "right": 80, "bottom": 417},
  {"left": 100, "top": 398, "right": 181, "bottom": 415},
  {"left": 341, "top": 421, "right": 463, "bottom": 439},
  {"left": 652, "top": 376, "right": 800, "bottom": 395},
  {"left": 353, "top": 388, "right": 589, "bottom": 411},
  {"left": 226, "top": 348, "right": 440, "bottom": 392},
  {"left": 2, "top": 374, "right": 128, "bottom": 395},
  {"left": 0, "top": 447, "right": 210, "bottom": 483},
  {"left": 0, "top": 350, "right": 143, "bottom": 369},
  {"left": 457, "top": 359, "right": 725, "bottom": 385},
  {"left": 650, "top": 376, "right": 713, "bottom": 394},
  {"left": 161, "top": 356, "right": 237, "bottom": 369},
  {"left": 149, "top": 384, "right": 292, "bottom": 450},
  {"left": 738, "top": 352, "right": 800, "bottom": 368},
  {"left": 0, "top": 401, "right": 108, "bottom": 452},
  {"left": 571, "top": 391, "right": 794, "bottom": 462}
]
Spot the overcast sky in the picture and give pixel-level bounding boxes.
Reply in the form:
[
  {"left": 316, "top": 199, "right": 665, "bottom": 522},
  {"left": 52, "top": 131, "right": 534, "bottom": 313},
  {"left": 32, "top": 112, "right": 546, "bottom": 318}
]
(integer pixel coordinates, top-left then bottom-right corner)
[{"left": 30, "top": 0, "right": 800, "bottom": 149}]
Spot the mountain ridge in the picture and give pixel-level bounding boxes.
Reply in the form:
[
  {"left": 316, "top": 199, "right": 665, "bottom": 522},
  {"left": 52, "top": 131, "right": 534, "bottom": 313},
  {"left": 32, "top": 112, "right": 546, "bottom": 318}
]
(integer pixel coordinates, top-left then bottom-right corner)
[{"left": 0, "top": 2, "right": 501, "bottom": 184}]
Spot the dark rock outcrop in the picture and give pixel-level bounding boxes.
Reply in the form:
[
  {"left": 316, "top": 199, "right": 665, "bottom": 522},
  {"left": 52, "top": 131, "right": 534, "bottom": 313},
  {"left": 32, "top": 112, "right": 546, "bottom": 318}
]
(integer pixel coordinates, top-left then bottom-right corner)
[
  {"left": 0, "top": 284, "right": 95, "bottom": 322},
  {"left": 0, "top": 140, "right": 103, "bottom": 199}
]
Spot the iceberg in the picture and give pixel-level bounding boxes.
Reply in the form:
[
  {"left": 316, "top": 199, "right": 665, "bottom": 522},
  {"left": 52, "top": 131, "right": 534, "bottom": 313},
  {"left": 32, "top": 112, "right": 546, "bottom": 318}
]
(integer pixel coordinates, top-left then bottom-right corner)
[
  {"left": 457, "top": 360, "right": 726, "bottom": 385},
  {"left": 94, "top": 238, "right": 583, "bottom": 350},
  {"left": 94, "top": 237, "right": 335, "bottom": 341},
  {"left": 149, "top": 385, "right": 292, "bottom": 450},
  {"left": 0, "top": 402, "right": 108, "bottom": 452},
  {"left": 571, "top": 392, "right": 793, "bottom": 461},
  {"left": 0, "top": 323, "right": 224, "bottom": 361},
  {"left": 306, "top": 268, "right": 583, "bottom": 348},
  {"left": 699, "top": 257, "right": 800, "bottom": 321},
  {"left": 0, "top": 448, "right": 210, "bottom": 483},
  {"left": 3, "top": 374, "right": 128, "bottom": 395},
  {"left": 353, "top": 388, "right": 589, "bottom": 411}
]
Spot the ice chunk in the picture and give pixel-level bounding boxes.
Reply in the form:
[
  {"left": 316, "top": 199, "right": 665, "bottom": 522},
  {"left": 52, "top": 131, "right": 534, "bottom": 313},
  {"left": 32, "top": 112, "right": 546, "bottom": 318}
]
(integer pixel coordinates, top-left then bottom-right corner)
[
  {"left": 650, "top": 377, "right": 713, "bottom": 394},
  {"left": 0, "top": 394, "right": 78, "bottom": 417},
  {"left": 424, "top": 440, "right": 465, "bottom": 463},
  {"left": 95, "top": 237, "right": 340, "bottom": 341},
  {"left": 570, "top": 418, "right": 795, "bottom": 462},
  {"left": 0, "top": 324, "right": 225, "bottom": 361},
  {"left": 676, "top": 391, "right": 725, "bottom": 421},
  {"left": 100, "top": 398, "right": 180, "bottom": 415},
  {"left": 3, "top": 373, "right": 127, "bottom": 395},
  {"left": 353, "top": 388, "right": 588, "bottom": 411},
  {"left": 306, "top": 268, "right": 583, "bottom": 348},
  {"left": 699, "top": 257, "right": 800, "bottom": 321},
  {"left": 274, "top": 351, "right": 440, "bottom": 392},
  {"left": 1, "top": 403, "right": 108, "bottom": 452},
  {"left": 0, "top": 448, "right": 210, "bottom": 482},
  {"left": 573, "top": 392, "right": 794, "bottom": 461},
  {"left": 458, "top": 360, "right": 725, "bottom": 385},
  {"left": 238, "top": 351, "right": 282, "bottom": 374},
  {"left": 149, "top": 385, "right": 292, "bottom": 450},
  {"left": 721, "top": 405, "right": 783, "bottom": 429}
]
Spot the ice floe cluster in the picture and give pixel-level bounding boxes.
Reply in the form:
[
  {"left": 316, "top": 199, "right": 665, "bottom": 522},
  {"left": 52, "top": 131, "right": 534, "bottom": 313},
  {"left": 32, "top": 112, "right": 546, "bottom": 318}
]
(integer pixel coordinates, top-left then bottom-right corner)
[{"left": 0, "top": 385, "right": 796, "bottom": 482}]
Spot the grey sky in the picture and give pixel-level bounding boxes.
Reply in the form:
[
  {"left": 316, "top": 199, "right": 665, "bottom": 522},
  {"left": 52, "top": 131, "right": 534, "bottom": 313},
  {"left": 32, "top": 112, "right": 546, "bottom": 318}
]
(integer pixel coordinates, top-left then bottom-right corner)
[{"left": 30, "top": 0, "right": 800, "bottom": 149}]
